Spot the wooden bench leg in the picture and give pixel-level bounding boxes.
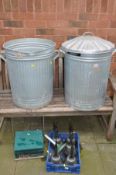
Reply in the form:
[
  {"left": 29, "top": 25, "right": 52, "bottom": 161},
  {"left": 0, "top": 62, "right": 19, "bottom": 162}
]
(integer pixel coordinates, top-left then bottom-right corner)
[
  {"left": 1, "top": 59, "right": 7, "bottom": 89},
  {"left": 107, "top": 93, "right": 116, "bottom": 140},
  {"left": 0, "top": 117, "right": 4, "bottom": 129}
]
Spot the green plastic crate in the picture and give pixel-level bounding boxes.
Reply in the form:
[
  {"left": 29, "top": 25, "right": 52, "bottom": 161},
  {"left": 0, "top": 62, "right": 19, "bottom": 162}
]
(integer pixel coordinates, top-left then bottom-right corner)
[{"left": 14, "top": 130, "right": 44, "bottom": 159}]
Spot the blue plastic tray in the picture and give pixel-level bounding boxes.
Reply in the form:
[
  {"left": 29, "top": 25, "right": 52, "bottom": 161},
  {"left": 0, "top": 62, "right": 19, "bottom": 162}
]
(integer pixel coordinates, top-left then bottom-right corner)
[{"left": 46, "top": 132, "right": 81, "bottom": 174}]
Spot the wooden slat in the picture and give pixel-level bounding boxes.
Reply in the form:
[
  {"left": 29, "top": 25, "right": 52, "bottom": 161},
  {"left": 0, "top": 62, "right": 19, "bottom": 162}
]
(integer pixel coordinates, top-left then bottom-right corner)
[{"left": 0, "top": 89, "right": 113, "bottom": 117}]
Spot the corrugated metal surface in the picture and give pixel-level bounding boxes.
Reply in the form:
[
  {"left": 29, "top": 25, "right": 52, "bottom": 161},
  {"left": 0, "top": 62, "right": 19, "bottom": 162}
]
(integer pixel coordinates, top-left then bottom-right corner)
[
  {"left": 61, "top": 33, "right": 115, "bottom": 111},
  {"left": 4, "top": 38, "right": 56, "bottom": 109},
  {"left": 61, "top": 32, "right": 115, "bottom": 55},
  {"left": 64, "top": 53, "right": 112, "bottom": 111}
]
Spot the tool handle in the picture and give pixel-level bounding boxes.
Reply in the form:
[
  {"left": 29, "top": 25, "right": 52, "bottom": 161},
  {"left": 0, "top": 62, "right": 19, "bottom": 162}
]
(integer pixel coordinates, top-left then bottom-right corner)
[{"left": 44, "top": 134, "right": 56, "bottom": 146}]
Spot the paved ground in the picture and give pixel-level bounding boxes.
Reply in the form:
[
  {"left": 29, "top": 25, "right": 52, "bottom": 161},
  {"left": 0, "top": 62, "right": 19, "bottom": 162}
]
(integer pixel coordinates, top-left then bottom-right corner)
[{"left": 0, "top": 116, "right": 116, "bottom": 175}]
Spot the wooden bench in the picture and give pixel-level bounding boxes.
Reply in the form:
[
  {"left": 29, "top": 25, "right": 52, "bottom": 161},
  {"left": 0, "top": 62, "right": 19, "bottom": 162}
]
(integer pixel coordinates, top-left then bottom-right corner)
[{"left": 0, "top": 57, "right": 116, "bottom": 140}]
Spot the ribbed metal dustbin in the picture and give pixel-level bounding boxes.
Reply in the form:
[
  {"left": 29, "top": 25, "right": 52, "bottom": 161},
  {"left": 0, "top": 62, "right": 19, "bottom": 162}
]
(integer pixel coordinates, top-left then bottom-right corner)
[
  {"left": 1, "top": 38, "right": 57, "bottom": 109},
  {"left": 60, "top": 32, "right": 115, "bottom": 111}
]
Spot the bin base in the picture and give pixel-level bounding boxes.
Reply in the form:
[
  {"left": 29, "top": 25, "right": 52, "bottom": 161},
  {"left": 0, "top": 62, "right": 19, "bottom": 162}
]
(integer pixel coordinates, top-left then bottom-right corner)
[{"left": 12, "top": 95, "right": 52, "bottom": 109}]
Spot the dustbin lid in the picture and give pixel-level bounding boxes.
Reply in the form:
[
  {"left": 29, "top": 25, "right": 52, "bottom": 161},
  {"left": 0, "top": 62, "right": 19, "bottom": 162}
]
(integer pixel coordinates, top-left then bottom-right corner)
[{"left": 61, "top": 32, "right": 115, "bottom": 55}]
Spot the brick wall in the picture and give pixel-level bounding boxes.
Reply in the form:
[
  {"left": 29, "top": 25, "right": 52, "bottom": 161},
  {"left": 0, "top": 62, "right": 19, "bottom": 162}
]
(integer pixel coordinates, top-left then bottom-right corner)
[{"left": 0, "top": 0, "right": 116, "bottom": 77}]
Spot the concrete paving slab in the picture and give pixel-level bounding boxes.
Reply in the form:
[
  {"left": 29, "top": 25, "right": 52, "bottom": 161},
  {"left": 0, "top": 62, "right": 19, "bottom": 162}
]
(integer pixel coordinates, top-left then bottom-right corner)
[
  {"left": 80, "top": 143, "right": 105, "bottom": 175},
  {"left": 98, "top": 144, "right": 116, "bottom": 175},
  {"left": 89, "top": 117, "right": 116, "bottom": 143}
]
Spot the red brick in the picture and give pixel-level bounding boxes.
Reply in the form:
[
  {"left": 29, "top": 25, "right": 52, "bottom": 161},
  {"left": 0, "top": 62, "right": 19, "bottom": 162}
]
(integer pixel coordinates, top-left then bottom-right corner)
[
  {"left": 107, "top": 29, "right": 116, "bottom": 44},
  {"left": 56, "top": 0, "right": 64, "bottom": 13},
  {"left": 0, "top": 20, "right": 3, "bottom": 27},
  {"left": 107, "top": 35, "right": 116, "bottom": 44},
  {"left": 93, "top": 0, "right": 100, "bottom": 13},
  {"left": 12, "top": 28, "right": 23, "bottom": 35},
  {"left": 110, "top": 21, "right": 116, "bottom": 28},
  {"left": 3, "top": 0, "right": 11, "bottom": 12},
  {"left": 88, "top": 21, "right": 96, "bottom": 28},
  {"left": 46, "top": 20, "right": 68, "bottom": 28},
  {"left": 64, "top": 0, "right": 72, "bottom": 12},
  {"left": 34, "top": 0, "right": 42, "bottom": 12},
  {"left": 0, "top": 36, "right": 4, "bottom": 48},
  {"left": 107, "top": 0, "right": 115, "bottom": 13},
  {"left": 96, "top": 20, "right": 109, "bottom": 28},
  {"left": 27, "top": 0, "right": 33, "bottom": 12},
  {"left": 36, "top": 35, "right": 66, "bottom": 43},
  {"left": 4, "top": 35, "right": 25, "bottom": 42},
  {"left": 57, "top": 13, "right": 77, "bottom": 20},
  {"left": 0, "top": 29, "right": 12, "bottom": 35},
  {"left": 79, "top": 13, "right": 98, "bottom": 20},
  {"left": 0, "top": 0, "right": 115, "bottom": 64},
  {"left": 13, "top": 28, "right": 35, "bottom": 37},
  {"left": 69, "top": 20, "right": 88, "bottom": 28},
  {"left": 12, "top": 12, "right": 20, "bottom": 19},
  {"left": 46, "top": 20, "right": 58, "bottom": 28},
  {"left": 79, "top": 0, "right": 86, "bottom": 13},
  {"left": 24, "top": 20, "right": 46, "bottom": 28},
  {"left": 49, "top": 35, "right": 66, "bottom": 42},
  {"left": 100, "top": 0, "right": 108, "bottom": 13},
  {"left": 4, "top": 20, "right": 23, "bottom": 28},
  {"left": 113, "top": 1, "right": 116, "bottom": 14},
  {"left": 12, "top": 12, "right": 34, "bottom": 20},
  {"left": 56, "top": 41, "right": 62, "bottom": 48},
  {"left": 0, "top": 12, "right": 12, "bottom": 20},
  {"left": 35, "top": 12, "right": 57, "bottom": 20},
  {"left": 112, "top": 54, "right": 116, "bottom": 62},
  {"left": 98, "top": 14, "right": 110, "bottom": 21},
  {"left": 36, "top": 28, "right": 55, "bottom": 35},
  {"left": 19, "top": 0, "right": 26, "bottom": 12},
  {"left": 107, "top": 29, "right": 116, "bottom": 37},
  {"left": 37, "top": 0, "right": 54, "bottom": 13},
  {"left": 71, "top": 0, "right": 79, "bottom": 13},
  {"left": 0, "top": 0, "right": 3, "bottom": 12},
  {"left": 110, "top": 62, "right": 116, "bottom": 75},
  {"left": 42, "top": 0, "right": 50, "bottom": 12},
  {"left": 96, "top": 29, "right": 108, "bottom": 39},
  {"left": 11, "top": 0, "right": 19, "bottom": 11},
  {"left": 27, "top": 12, "right": 35, "bottom": 20},
  {"left": 86, "top": 0, "right": 93, "bottom": 13},
  {"left": 107, "top": 79, "right": 114, "bottom": 97},
  {"left": 49, "top": 0, "right": 57, "bottom": 12},
  {"left": 109, "top": 15, "right": 116, "bottom": 21},
  {"left": 54, "top": 28, "right": 77, "bottom": 36},
  {"left": 3, "top": 35, "right": 14, "bottom": 42}
]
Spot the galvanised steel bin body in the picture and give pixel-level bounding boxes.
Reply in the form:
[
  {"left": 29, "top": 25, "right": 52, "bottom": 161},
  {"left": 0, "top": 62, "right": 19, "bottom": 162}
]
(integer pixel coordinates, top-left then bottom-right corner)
[
  {"left": 1, "top": 38, "right": 57, "bottom": 109},
  {"left": 61, "top": 33, "right": 115, "bottom": 111}
]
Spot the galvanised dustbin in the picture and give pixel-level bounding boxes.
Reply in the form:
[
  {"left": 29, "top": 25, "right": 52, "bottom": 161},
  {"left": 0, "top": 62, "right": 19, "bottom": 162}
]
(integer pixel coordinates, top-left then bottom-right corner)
[
  {"left": 0, "top": 38, "right": 58, "bottom": 109},
  {"left": 60, "top": 32, "right": 115, "bottom": 111}
]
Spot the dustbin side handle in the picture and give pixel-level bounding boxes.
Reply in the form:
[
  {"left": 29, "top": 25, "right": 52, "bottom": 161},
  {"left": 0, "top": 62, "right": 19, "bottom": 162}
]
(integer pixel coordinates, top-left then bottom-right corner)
[
  {"left": 0, "top": 51, "right": 6, "bottom": 62},
  {"left": 53, "top": 50, "right": 60, "bottom": 60},
  {"left": 59, "top": 49, "right": 65, "bottom": 58},
  {"left": 112, "top": 49, "right": 116, "bottom": 56}
]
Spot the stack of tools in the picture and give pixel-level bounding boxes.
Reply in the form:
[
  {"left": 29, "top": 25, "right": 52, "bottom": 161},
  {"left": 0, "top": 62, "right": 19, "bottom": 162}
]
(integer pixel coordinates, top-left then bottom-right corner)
[
  {"left": 46, "top": 124, "right": 81, "bottom": 174},
  {"left": 14, "top": 130, "right": 44, "bottom": 160}
]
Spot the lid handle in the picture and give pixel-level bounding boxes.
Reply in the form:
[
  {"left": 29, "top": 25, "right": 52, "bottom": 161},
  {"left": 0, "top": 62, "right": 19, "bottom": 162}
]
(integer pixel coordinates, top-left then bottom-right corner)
[{"left": 83, "top": 32, "right": 94, "bottom": 36}]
